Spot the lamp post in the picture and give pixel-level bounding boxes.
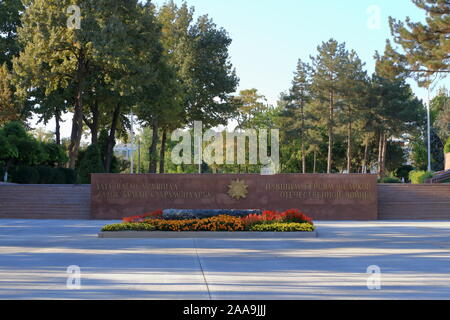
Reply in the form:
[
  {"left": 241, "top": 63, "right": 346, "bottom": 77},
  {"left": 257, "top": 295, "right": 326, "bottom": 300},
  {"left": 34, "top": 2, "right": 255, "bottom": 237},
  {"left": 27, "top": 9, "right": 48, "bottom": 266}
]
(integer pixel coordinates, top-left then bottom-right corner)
[
  {"left": 138, "top": 138, "right": 141, "bottom": 174},
  {"left": 130, "top": 112, "right": 135, "bottom": 174},
  {"left": 427, "top": 85, "right": 432, "bottom": 173}
]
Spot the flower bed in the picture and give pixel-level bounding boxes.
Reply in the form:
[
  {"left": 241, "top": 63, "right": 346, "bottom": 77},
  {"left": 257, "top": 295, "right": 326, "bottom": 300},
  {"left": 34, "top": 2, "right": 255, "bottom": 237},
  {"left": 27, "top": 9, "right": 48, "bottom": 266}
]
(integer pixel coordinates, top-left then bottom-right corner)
[{"left": 102, "top": 209, "right": 316, "bottom": 233}]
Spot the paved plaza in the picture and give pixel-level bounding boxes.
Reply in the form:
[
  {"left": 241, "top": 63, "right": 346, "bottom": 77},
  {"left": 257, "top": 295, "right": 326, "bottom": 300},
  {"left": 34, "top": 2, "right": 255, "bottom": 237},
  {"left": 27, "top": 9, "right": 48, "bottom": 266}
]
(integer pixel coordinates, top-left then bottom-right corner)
[{"left": 0, "top": 219, "right": 450, "bottom": 299}]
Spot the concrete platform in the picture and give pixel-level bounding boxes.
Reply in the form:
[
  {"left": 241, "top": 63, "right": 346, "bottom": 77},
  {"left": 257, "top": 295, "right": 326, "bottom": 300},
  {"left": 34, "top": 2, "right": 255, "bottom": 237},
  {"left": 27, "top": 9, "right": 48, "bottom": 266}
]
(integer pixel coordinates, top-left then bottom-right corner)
[
  {"left": 1, "top": 219, "right": 450, "bottom": 299},
  {"left": 98, "top": 231, "right": 318, "bottom": 239}
]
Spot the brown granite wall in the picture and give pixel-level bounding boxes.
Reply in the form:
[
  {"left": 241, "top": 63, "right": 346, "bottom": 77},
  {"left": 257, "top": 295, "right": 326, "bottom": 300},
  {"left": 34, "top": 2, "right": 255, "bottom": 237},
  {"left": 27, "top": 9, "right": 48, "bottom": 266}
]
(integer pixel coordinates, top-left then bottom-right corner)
[{"left": 91, "top": 174, "right": 378, "bottom": 220}]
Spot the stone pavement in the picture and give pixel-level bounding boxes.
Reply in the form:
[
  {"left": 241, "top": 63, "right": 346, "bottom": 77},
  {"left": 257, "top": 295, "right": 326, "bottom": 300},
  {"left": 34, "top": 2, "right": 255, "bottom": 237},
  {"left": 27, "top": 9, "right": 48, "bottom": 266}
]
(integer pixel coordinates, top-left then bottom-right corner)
[{"left": 0, "top": 219, "right": 450, "bottom": 299}]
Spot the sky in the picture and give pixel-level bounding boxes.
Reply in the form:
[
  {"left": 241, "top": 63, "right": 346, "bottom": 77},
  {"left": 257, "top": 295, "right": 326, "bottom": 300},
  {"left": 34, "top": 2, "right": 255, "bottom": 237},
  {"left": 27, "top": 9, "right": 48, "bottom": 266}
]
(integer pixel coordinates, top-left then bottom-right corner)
[{"left": 34, "top": 0, "right": 450, "bottom": 138}]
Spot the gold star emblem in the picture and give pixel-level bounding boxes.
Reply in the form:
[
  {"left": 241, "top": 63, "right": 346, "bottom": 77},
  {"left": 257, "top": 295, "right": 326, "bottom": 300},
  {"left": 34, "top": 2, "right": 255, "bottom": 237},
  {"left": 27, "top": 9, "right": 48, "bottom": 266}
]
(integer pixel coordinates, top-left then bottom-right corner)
[{"left": 228, "top": 179, "right": 248, "bottom": 200}]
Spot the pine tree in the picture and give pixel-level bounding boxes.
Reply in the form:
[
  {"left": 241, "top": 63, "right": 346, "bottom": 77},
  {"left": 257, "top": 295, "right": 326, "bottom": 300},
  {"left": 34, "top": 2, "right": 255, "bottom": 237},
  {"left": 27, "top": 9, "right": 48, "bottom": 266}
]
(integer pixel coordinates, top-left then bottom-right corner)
[
  {"left": 389, "top": 0, "right": 450, "bottom": 84},
  {"left": 340, "top": 51, "right": 368, "bottom": 173},
  {"left": 282, "top": 60, "right": 312, "bottom": 173},
  {"left": 310, "top": 39, "right": 348, "bottom": 173}
]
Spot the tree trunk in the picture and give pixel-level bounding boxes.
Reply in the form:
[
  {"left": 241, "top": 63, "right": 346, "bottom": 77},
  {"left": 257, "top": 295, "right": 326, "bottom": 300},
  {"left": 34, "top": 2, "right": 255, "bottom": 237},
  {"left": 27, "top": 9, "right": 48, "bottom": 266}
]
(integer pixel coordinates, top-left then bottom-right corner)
[
  {"left": 378, "top": 132, "right": 387, "bottom": 178},
  {"left": 377, "top": 132, "right": 383, "bottom": 175},
  {"left": 148, "top": 119, "right": 159, "bottom": 173},
  {"left": 90, "top": 100, "right": 99, "bottom": 145},
  {"left": 346, "top": 104, "right": 352, "bottom": 174},
  {"left": 362, "top": 136, "right": 369, "bottom": 173},
  {"left": 313, "top": 150, "right": 317, "bottom": 174},
  {"left": 327, "top": 92, "right": 334, "bottom": 174},
  {"left": 55, "top": 107, "right": 61, "bottom": 146},
  {"left": 301, "top": 142, "right": 306, "bottom": 174},
  {"left": 381, "top": 133, "right": 387, "bottom": 178},
  {"left": 159, "top": 129, "right": 167, "bottom": 174},
  {"left": 3, "top": 159, "right": 13, "bottom": 182},
  {"left": 68, "top": 93, "right": 84, "bottom": 169},
  {"left": 68, "top": 53, "right": 87, "bottom": 169},
  {"left": 105, "top": 103, "right": 121, "bottom": 173},
  {"left": 301, "top": 104, "right": 306, "bottom": 174}
]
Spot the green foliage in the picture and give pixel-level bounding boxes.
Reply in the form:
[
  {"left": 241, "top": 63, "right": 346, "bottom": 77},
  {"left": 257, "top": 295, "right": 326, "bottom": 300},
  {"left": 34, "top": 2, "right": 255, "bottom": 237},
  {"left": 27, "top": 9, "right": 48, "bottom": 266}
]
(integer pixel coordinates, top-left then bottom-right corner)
[
  {"left": 379, "top": 176, "right": 401, "bottom": 184},
  {"left": 58, "top": 168, "right": 77, "bottom": 184},
  {"left": 36, "top": 166, "right": 55, "bottom": 184},
  {"left": 410, "top": 138, "right": 429, "bottom": 171},
  {"left": 77, "top": 145, "right": 104, "bottom": 184},
  {"left": 409, "top": 170, "right": 434, "bottom": 184},
  {"left": 0, "top": 122, "right": 45, "bottom": 181},
  {"left": 249, "top": 223, "right": 316, "bottom": 232},
  {"left": 14, "top": 0, "right": 168, "bottom": 169},
  {"left": 42, "top": 143, "right": 68, "bottom": 167},
  {"left": 0, "top": 0, "right": 23, "bottom": 67},
  {"left": 102, "top": 223, "right": 156, "bottom": 232},
  {"left": 395, "top": 165, "right": 414, "bottom": 182},
  {"left": 2, "top": 1, "right": 436, "bottom": 176},
  {"left": 385, "top": 142, "right": 407, "bottom": 173},
  {"left": 36, "top": 166, "right": 66, "bottom": 184},
  {"left": 445, "top": 138, "right": 450, "bottom": 154},
  {"left": 432, "top": 88, "right": 450, "bottom": 142},
  {"left": 0, "top": 63, "right": 20, "bottom": 125},
  {"left": 11, "top": 165, "right": 39, "bottom": 184},
  {"left": 389, "top": 0, "right": 449, "bottom": 84}
]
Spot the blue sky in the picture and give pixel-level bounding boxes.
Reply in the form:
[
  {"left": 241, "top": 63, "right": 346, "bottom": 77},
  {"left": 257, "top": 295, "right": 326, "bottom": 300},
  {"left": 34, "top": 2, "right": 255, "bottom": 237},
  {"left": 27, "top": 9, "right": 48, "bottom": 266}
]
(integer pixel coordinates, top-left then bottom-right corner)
[{"left": 153, "top": 0, "right": 448, "bottom": 105}]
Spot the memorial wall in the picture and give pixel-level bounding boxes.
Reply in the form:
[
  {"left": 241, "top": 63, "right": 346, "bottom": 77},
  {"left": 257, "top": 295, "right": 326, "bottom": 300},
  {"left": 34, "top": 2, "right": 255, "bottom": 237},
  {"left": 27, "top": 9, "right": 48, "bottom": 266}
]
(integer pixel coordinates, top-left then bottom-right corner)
[{"left": 91, "top": 174, "right": 378, "bottom": 220}]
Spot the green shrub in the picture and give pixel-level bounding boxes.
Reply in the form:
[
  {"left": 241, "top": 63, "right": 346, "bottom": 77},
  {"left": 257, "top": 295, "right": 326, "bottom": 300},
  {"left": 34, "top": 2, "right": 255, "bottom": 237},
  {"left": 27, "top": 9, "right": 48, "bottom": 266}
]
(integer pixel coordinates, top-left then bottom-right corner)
[
  {"left": 42, "top": 143, "right": 68, "bottom": 167},
  {"left": 59, "top": 168, "right": 77, "bottom": 184},
  {"left": 77, "top": 144, "right": 104, "bottom": 184},
  {"left": 37, "top": 166, "right": 55, "bottom": 184},
  {"left": 394, "top": 165, "right": 414, "bottom": 182},
  {"left": 409, "top": 170, "right": 434, "bottom": 184},
  {"left": 35, "top": 166, "right": 67, "bottom": 184},
  {"left": 250, "top": 223, "right": 316, "bottom": 232},
  {"left": 380, "top": 176, "right": 401, "bottom": 184},
  {"left": 11, "top": 165, "right": 39, "bottom": 184},
  {"left": 102, "top": 223, "right": 156, "bottom": 232},
  {"left": 51, "top": 168, "right": 66, "bottom": 184},
  {"left": 445, "top": 138, "right": 450, "bottom": 154}
]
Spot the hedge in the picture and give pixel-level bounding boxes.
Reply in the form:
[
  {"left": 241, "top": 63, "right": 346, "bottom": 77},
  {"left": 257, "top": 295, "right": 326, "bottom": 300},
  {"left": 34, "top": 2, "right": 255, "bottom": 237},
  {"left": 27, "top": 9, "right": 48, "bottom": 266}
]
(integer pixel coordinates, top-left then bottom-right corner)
[
  {"left": 380, "top": 176, "right": 401, "bottom": 184},
  {"left": 9, "top": 165, "right": 76, "bottom": 184},
  {"left": 11, "top": 166, "right": 39, "bottom": 184}
]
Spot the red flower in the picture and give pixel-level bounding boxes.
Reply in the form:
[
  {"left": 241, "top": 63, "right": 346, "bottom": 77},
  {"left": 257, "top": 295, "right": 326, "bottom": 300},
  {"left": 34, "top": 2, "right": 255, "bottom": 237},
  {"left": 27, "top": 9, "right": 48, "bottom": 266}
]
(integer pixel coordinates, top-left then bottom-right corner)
[{"left": 123, "top": 209, "right": 163, "bottom": 223}]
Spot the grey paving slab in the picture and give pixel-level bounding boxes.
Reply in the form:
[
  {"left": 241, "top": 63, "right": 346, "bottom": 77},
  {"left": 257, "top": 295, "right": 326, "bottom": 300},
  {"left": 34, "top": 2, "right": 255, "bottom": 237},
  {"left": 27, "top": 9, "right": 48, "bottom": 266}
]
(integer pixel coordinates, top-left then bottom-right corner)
[{"left": 0, "top": 219, "right": 450, "bottom": 299}]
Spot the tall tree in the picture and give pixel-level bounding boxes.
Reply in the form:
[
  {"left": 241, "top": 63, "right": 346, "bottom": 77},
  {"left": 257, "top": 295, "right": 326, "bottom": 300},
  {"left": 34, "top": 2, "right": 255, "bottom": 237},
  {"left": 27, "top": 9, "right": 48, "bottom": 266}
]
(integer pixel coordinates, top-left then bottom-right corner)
[
  {"left": 282, "top": 60, "right": 312, "bottom": 173},
  {"left": 143, "top": 1, "right": 239, "bottom": 173},
  {"left": 340, "top": 50, "right": 368, "bottom": 173},
  {"left": 14, "top": 0, "right": 164, "bottom": 170},
  {"left": 389, "top": 0, "right": 450, "bottom": 85},
  {"left": 310, "top": 39, "right": 348, "bottom": 173},
  {"left": 234, "top": 89, "right": 268, "bottom": 129}
]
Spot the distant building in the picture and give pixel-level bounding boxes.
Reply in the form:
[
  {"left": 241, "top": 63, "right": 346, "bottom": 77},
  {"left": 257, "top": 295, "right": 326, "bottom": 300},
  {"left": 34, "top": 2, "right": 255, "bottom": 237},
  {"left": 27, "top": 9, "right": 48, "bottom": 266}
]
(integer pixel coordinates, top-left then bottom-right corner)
[{"left": 113, "top": 143, "right": 137, "bottom": 161}]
